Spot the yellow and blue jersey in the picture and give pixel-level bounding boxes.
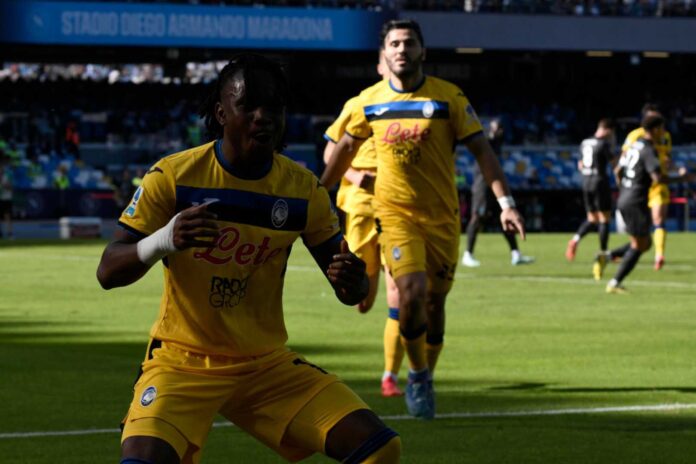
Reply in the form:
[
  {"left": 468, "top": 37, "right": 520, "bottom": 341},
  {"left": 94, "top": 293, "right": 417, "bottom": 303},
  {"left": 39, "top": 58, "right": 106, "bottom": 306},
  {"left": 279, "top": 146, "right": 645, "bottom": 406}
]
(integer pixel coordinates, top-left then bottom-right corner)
[
  {"left": 622, "top": 127, "right": 672, "bottom": 175},
  {"left": 324, "top": 96, "right": 378, "bottom": 171},
  {"left": 324, "top": 96, "right": 377, "bottom": 216},
  {"left": 345, "top": 76, "right": 483, "bottom": 217},
  {"left": 118, "top": 140, "right": 341, "bottom": 357}
]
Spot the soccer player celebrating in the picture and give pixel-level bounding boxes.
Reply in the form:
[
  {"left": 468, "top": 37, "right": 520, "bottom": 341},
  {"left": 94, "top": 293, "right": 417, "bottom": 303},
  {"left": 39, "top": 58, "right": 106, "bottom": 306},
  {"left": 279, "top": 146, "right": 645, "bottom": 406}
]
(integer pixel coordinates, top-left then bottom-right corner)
[
  {"left": 462, "top": 119, "right": 534, "bottom": 267},
  {"left": 97, "top": 54, "right": 401, "bottom": 464},
  {"left": 605, "top": 114, "right": 690, "bottom": 294},
  {"left": 621, "top": 104, "right": 673, "bottom": 270},
  {"left": 321, "top": 20, "right": 525, "bottom": 419},
  {"left": 565, "top": 118, "right": 616, "bottom": 279},
  {"left": 324, "top": 53, "right": 406, "bottom": 398}
]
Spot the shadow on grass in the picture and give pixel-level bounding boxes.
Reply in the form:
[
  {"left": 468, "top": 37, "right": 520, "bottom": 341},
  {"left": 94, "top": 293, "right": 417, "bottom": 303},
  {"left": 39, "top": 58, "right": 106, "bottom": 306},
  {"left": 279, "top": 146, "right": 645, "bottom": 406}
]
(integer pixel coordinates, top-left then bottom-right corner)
[{"left": 2, "top": 336, "right": 696, "bottom": 464}]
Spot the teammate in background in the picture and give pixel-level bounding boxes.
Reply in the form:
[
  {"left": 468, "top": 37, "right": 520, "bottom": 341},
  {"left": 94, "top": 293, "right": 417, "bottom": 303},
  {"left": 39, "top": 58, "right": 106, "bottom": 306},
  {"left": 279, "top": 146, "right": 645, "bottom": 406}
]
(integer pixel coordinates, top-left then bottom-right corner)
[
  {"left": 621, "top": 104, "right": 672, "bottom": 270},
  {"left": 565, "top": 118, "right": 616, "bottom": 280},
  {"left": 321, "top": 20, "right": 525, "bottom": 419},
  {"left": 462, "top": 119, "right": 534, "bottom": 267},
  {"left": 97, "top": 54, "right": 400, "bottom": 464},
  {"left": 604, "top": 114, "right": 690, "bottom": 293},
  {"left": 323, "top": 53, "right": 406, "bottom": 398}
]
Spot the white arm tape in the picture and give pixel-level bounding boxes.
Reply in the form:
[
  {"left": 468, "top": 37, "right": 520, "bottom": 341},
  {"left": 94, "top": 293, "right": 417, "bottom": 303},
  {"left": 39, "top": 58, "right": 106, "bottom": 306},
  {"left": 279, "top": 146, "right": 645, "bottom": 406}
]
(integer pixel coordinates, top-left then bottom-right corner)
[
  {"left": 497, "top": 195, "right": 516, "bottom": 210},
  {"left": 136, "top": 213, "right": 180, "bottom": 266}
]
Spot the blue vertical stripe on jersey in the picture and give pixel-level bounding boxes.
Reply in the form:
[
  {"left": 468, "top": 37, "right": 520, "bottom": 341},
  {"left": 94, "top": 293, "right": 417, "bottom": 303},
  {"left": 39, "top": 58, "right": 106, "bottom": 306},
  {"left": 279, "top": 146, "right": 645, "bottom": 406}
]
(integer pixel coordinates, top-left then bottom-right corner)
[{"left": 175, "top": 186, "right": 308, "bottom": 232}]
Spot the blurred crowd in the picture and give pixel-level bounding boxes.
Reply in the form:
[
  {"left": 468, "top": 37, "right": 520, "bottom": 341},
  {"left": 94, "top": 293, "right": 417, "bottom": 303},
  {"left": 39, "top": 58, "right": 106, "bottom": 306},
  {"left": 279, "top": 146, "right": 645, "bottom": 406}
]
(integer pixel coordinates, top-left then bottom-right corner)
[
  {"left": 1, "top": 59, "right": 696, "bottom": 195},
  {"left": 39, "top": 0, "right": 696, "bottom": 16},
  {"left": 2, "top": 63, "right": 696, "bottom": 155}
]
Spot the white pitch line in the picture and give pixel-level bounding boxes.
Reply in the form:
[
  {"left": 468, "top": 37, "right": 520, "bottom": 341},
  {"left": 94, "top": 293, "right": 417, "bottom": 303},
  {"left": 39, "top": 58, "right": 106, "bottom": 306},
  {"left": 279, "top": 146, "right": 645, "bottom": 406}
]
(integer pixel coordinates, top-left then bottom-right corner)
[
  {"left": 461, "top": 274, "right": 696, "bottom": 290},
  {"left": 380, "top": 402, "right": 696, "bottom": 420},
  {"left": 2, "top": 403, "right": 696, "bottom": 440}
]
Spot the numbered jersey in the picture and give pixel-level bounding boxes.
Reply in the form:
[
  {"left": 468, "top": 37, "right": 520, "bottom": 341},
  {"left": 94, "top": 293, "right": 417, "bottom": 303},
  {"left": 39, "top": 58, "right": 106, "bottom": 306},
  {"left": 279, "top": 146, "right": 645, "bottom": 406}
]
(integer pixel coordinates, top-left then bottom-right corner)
[
  {"left": 118, "top": 140, "right": 341, "bottom": 357},
  {"left": 617, "top": 137, "right": 661, "bottom": 208},
  {"left": 622, "top": 127, "right": 671, "bottom": 175},
  {"left": 346, "top": 76, "right": 483, "bottom": 217},
  {"left": 579, "top": 136, "right": 612, "bottom": 187}
]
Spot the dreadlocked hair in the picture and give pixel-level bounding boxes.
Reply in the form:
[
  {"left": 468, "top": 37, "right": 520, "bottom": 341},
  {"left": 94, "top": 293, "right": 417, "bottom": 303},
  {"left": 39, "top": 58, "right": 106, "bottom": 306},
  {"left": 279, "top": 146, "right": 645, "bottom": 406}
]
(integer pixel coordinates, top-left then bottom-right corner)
[{"left": 198, "top": 53, "right": 289, "bottom": 142}]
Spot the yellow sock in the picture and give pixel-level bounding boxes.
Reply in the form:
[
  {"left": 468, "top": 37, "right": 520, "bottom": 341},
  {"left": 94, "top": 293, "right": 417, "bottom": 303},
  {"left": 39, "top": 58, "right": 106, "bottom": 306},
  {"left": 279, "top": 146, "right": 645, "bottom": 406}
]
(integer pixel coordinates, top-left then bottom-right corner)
[
  {"left": 426, "top": 343, "right": 443, "bottom": 376},
  {"left": 400, "top": 332, "right": 427, "bottom": 371},
  {"left": 362, "top": 436, "right": 401, "bottom": 464},
  {"left": 654, "top": 227, "right": 666, "bottom": 257},
  {"left": 384, "top": 317, "right": 405, "bottom": 375}
]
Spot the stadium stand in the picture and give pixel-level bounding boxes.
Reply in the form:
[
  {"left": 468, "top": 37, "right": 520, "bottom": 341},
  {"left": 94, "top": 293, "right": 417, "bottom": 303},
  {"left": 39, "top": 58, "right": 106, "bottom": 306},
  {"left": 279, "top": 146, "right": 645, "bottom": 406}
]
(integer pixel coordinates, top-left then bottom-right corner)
[
  {"left": 35, "top": 0, "right": 696, "bottom": 16},
  {"left": 1, "top": 0, "right": 694, "bottom": 228}
]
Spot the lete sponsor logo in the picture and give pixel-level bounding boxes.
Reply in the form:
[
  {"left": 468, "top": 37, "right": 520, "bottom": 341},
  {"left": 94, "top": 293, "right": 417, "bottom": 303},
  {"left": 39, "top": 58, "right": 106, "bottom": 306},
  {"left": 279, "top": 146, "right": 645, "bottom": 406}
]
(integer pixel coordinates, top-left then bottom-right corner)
[
  {"left": 381, "top": 122, "right": 431, "bottom": 145},
  {"left": 193, "top": 226, "right": 283, "bottom": 265}
]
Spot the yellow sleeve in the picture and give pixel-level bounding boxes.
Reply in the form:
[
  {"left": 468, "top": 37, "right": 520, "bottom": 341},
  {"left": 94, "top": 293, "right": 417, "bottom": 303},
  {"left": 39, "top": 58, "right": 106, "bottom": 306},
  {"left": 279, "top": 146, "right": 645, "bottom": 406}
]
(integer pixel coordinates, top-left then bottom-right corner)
[
  {"left": 345, "top": 95, "right": 371, "bottom": 140},
  {"left": 118, "top": 159, "right": 176, "bottom": 237},
  {"left": 622, "top": 128, "right": 641, "bottom": 152},
  {"left": 302, "top": 177, "right": 342, "bottom": 248},
  {"left": 665, "top": 131, "right": 672, "bottom": 154},
  {"left": 450, "top": 88, "right": 484, "bottom": 142},
  {"left": 324, "top": 98, "right": 357, "bottom": 143}
]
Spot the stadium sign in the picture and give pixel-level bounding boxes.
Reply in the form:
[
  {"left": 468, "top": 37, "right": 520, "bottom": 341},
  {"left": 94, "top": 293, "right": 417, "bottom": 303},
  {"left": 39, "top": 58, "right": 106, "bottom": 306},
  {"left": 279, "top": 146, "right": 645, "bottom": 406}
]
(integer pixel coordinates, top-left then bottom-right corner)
[{"left": 0, "top": 1, "right": 389, "bottom": 50}]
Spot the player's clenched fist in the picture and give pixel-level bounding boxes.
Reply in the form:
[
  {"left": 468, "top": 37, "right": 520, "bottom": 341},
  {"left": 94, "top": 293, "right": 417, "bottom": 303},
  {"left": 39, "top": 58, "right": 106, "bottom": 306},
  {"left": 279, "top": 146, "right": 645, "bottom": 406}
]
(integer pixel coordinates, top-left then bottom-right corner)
[
  {"left": 327, "top": 240, "right": 369, "bottom": 306},
  {"left": 173, "top": 203, "right": 220, "bottom": 250}
]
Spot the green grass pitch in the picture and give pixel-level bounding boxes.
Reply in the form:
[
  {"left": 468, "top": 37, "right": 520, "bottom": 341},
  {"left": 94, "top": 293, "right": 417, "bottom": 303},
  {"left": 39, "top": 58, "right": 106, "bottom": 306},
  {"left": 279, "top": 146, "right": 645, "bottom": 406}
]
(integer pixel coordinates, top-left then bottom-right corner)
[{"left": 1, "top": 233, "right": 696, "bottom": 463}]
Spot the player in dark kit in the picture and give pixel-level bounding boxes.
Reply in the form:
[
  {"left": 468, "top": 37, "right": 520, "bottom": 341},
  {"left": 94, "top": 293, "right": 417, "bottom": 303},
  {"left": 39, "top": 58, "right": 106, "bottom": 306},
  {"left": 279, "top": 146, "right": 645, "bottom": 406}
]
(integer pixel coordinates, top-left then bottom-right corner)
[
  {"left": 603, "top": 115, "right": 690, "bottom": 294},
  {"left": 565, "top": 119, "right": 616, "bottom": 280},
  {"left": 462, "top": 120, "right": 534, "bottom": 267}
]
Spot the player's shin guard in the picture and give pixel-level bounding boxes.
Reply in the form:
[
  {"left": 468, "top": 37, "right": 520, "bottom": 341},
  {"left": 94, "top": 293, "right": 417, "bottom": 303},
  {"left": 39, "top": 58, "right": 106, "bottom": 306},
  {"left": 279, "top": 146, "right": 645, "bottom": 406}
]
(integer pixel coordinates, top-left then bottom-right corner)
[
  {"left": 598, "top": 222, "right": 609, "bottom": 251},
  {"left": 343, "top": 429, "right": 400, "bottom": 464},
  {"left": 384, "top": 309, "right": 404, "bottom": 376},
  {"left": 400, "top": 324, "right": 427, "bottom": 371},
  {"left": 614, "top": 247, "right": 643, "bottom": 283},
  {"left": 425, "top": 333, "right": 444, "bottom": 377},
  {"left": 654, "top": 226, "right": 666, "bottom": 258}
]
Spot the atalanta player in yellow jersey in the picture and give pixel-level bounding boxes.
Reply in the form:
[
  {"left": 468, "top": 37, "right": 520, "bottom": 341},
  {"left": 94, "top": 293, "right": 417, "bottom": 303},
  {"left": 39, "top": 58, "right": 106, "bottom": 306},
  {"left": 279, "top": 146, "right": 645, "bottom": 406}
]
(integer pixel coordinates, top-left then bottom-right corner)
[
  {"left": 325, "top": 94, "right": 382, "bottom": 313},
  {"left": 97, "top": 54, "right": 400, "bottom": 464},
  {"left": 321, "top": 20, "right": 525, "bottom": 420},
  {"left": 621, "top": 104, "right": 672, "bottom": 270},
  {"left": 324, "top": 53, "right": 406, "bottom": 398}
]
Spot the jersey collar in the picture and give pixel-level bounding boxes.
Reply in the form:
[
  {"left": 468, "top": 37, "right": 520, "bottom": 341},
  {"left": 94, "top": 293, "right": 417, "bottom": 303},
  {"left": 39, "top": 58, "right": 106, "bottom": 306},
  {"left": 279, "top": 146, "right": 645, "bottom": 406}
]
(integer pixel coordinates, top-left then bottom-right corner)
[
  {"left": 214, "top": 139, "right": 273, "bottom": 180},
  {"left": 389, "top": 75, "right": 426, "bottom": 94}
]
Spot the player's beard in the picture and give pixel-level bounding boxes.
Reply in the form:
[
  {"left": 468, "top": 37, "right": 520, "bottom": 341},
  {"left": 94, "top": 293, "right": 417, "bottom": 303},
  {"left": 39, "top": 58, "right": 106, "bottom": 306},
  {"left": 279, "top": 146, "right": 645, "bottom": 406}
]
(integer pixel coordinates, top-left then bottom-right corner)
[{"left": 389, "top": 52, "right": 424, "bottom": 80}]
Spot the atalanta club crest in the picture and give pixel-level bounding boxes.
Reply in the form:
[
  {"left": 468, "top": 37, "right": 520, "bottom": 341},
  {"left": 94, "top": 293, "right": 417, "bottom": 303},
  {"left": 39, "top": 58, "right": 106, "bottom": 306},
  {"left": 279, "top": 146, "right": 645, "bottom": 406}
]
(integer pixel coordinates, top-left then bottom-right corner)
[
  {"left": 271, "top": 199, "right": 288, "bottom": 228},
  {"left": 422, "top": 101, "right": 435, "bottom": 119},
  {"left": 140, "top": 386, "right": 157, "bottom": 406}
]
